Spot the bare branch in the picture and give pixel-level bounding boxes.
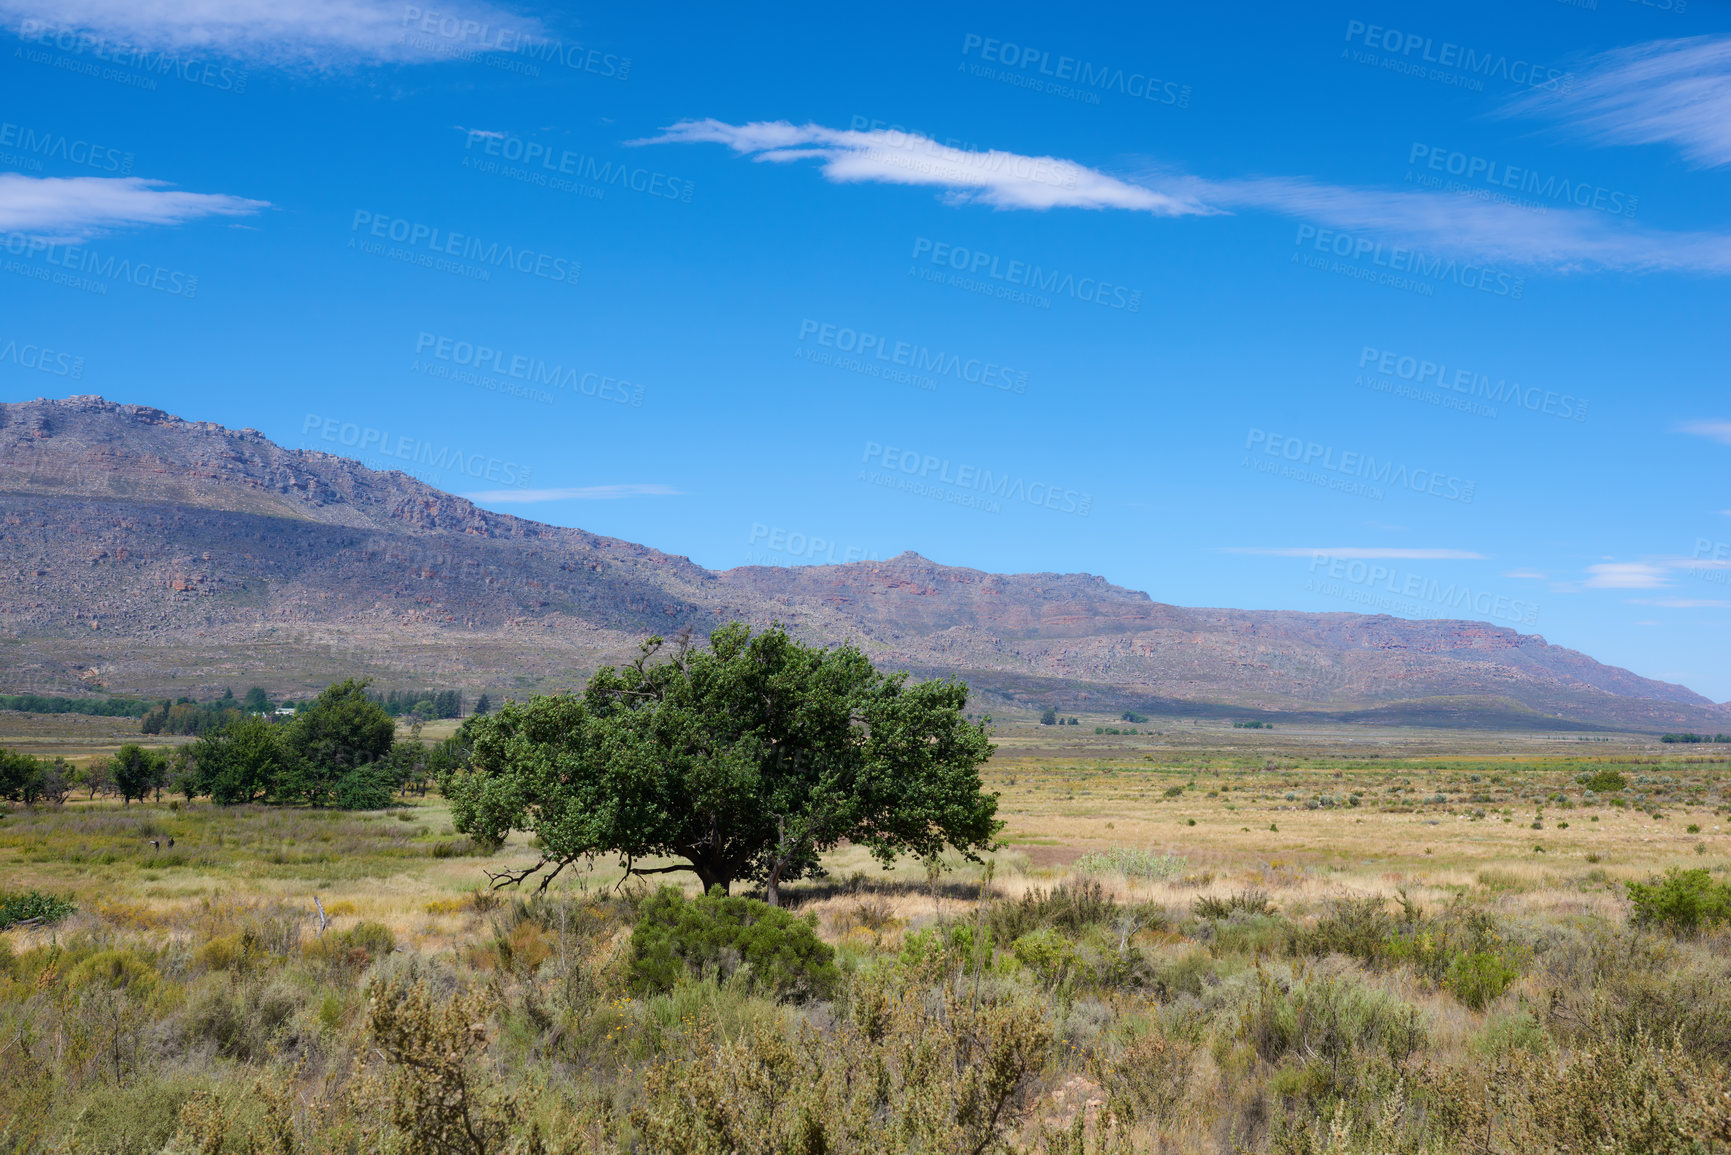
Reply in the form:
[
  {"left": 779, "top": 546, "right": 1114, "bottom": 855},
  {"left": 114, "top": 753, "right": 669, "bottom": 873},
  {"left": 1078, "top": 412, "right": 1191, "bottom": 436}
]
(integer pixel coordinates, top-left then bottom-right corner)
[{"left": 483, "top": 856, "right": 553, "bottom": 889}]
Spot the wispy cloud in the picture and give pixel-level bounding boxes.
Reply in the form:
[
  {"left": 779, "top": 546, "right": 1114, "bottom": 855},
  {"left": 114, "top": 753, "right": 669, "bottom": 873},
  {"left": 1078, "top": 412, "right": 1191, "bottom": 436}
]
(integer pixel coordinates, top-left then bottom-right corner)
[
  {"left": 1584, "top": 562, "right": 1672, "bottom": 589},
  {"left": 0, "top": 0, "right": 544, "bottom": 66},
  {"left": 644, "top": 118, "right": 1731, "bottom": 275},
  {"left": 1224, "top": 547, "right": 1486, "bottom": 559},
  {"left": 463, "top": 484, "right": 682, "bottom": 503},
  {"left": 636, "top": 119, "right": 1211, "bottom": 215},
  {"left": 1509, "top": 36, "right": 1731, "bottom": 168},
  {"left": 0, "top": 175, "right": 268, "bottom": 243},
  {"left": 1505, "top": 569, "right": 1549, "bottom": 580},
  {"left": 1628, "top": 597, "right": 1731, "bottom": 608},
  {"left": 1678, "top": 419, "right": 1731, "bottom": 445}
]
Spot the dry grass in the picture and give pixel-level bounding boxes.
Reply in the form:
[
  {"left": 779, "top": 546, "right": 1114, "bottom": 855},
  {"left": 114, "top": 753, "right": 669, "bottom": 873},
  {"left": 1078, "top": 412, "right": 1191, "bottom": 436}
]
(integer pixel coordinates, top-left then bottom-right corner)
[{"left": 2, "top": 719, "right": 1728, "bottom": 1153}]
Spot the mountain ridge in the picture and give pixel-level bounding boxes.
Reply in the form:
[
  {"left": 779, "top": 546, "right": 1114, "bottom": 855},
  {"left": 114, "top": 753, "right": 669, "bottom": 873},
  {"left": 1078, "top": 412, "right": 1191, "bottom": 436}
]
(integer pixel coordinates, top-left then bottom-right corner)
[{"left": 1, "top": 394, "right": 1722, "bottom": 732}]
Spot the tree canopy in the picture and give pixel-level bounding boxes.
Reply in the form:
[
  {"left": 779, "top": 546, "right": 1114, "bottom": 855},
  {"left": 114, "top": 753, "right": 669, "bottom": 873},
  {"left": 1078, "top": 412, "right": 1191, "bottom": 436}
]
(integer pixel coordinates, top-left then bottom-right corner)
[{"left": 444, "top": 624, "right": 1000, "bottom": 905}]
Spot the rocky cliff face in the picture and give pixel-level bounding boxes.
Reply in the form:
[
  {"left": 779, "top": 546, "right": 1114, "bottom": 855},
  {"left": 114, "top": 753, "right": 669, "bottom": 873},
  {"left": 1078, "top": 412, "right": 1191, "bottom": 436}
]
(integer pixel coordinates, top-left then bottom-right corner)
[{"left": 2, "top": 395, "right": 1723, "bottom": 732}]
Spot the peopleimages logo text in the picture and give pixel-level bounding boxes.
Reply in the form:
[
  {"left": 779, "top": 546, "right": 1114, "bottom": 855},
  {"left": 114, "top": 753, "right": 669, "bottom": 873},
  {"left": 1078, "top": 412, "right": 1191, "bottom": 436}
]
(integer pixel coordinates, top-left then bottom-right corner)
[
  {"left": 300, "top": 413, "right": 533, "bottom": 487},
  {"left": 961, "top": 34, "right": 1191, "bottom": 106},
  {"left": 1294, "top": 225, "right": 1524, "bottom": 299},
  {"left": 1343, "top": 21, "right": 1572, "bottom": 92},
  {"left": 1307, "top": 554, "right": 1537, "bottom": 626},
  {"left": 910, "top": 238, "right": 1141, "bottom": 312},
  {"left": 0, "top": 121, "right": 132, "bottom": 173},
  {"left": 862, "top": 442, "right": 1091, "bottom": 515},
  {"left": 413, "top": 333, "right": 644, "bottom": 405},
  {"left": 462, "top": 131, "right": 693, "bottom": 201},
  {"left": 349, "top": 211, "right": 580, "bottom": 284},
  {"left": 1358, "top": 346, "right": 1587, "bottom": 421},
  {"left": 1407, "top": 143, "right": 1636, "bottom": 218},
  {"left": 799, "top": 320, "right": 1027, "bottom": 393},
  {"left": 1245, "top": 429, "right": 1475, "bottom": 503}
]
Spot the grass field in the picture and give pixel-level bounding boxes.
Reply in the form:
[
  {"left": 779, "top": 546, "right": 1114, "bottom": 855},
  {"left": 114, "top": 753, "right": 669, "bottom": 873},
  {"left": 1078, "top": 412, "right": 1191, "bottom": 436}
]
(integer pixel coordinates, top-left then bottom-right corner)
[{"left": 3, "top": 711, "right": 1729, "bottom": 1153}]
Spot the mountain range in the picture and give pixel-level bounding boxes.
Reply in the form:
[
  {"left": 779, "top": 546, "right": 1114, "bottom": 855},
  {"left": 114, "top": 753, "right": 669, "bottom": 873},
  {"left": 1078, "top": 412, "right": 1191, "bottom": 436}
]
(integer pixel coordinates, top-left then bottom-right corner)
[{"left": 2, "top": 395, "right": 1724, "bottom": 733}]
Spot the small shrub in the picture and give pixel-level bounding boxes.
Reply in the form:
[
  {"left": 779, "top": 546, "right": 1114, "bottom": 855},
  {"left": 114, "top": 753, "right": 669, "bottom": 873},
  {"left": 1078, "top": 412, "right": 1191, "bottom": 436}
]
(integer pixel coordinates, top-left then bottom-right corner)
[
  {"left": 333, "top": 763, "right": 396, "bottom": 810},
  {"left": 1071, "top": 847, "right": 1185, "bottom": 881},
  {"left": 1445, "top": 950, "right": 1520, "bottom": 1010},
  {"left": 1193, "top": 889, "right": 1274, "bottom": 920},
  {"left": 1626, "top": 867, "right": 1731, "bottom": 937},
  {"left": 1582, "top": 769, "right": 1627, "bottom": 793},
  {"left": 0, "top": 890, "right": 75, "bottom": 928},
  {"left": 628, "top": 886, "right": 838, "bottom": 1002}
]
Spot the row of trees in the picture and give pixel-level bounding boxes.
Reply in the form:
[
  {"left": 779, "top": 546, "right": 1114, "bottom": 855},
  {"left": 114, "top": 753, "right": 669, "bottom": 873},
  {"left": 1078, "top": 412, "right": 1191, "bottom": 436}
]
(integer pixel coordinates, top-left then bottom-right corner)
[
  {"left": 186, "top": 679, "right": 468, "bottom": 808},
  {"left": 3, "top": 679, "right": 469, "bottom": 811}
]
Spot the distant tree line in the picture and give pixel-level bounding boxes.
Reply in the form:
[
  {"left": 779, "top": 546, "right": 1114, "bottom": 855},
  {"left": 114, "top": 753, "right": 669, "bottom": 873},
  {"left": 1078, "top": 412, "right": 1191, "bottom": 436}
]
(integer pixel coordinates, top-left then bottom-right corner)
[
  {"left": 1038, "top": 708, "right": 1080, "bottom": 726},
  {"left": 0, "top": 694, "right": 152, "bottom": 718},
  {"left": 367, "top": 688, "right": 465, "bottom": 719},
  {"left": 1, "top": 679, "right": 475, "bottom": 811},
  {"left": 1660, "top": 732, "right": 1731, "bottom": 744}
]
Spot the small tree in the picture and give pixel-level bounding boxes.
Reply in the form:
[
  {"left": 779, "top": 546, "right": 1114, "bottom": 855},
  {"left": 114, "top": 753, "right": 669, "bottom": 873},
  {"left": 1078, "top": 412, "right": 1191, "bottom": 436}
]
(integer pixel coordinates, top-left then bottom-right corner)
[
  {"left": 473, "top": 694, "right": 491, "bottom": 717},
  {"left": 112, "top": 744, "right": 167, "bottom": 805},
  {"left": 242, "top": 686, "right": 272, "bottom": 714},
  {"left": 446, "top": 624, "right": 999, "bottom": 906},
  {"left": 1040, "top": 707, "right": 1057, "bottom": 726}
]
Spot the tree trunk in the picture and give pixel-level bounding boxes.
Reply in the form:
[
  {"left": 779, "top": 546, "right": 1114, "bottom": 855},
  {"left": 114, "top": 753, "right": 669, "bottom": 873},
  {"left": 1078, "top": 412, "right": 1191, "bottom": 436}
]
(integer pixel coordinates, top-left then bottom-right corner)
[{"left": 691, "top": 860, "right": 729, "bottom": 896}]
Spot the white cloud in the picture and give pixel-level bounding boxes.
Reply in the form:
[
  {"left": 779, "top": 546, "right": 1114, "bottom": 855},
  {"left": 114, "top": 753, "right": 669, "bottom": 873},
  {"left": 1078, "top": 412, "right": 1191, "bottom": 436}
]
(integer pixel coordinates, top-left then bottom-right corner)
[
  {"left": 1504, "top": 569, "right": 1549, "bottom": 580},
  {"left": 0, "top": 174, "right": 268, "bottom": 242},
  {"left": 1628, "top": 597, "right": 1731, "bottom": 608},
  {"left": 0, "top": 0, "right": 545, "bottom": 65},
  {"left": 1225, "top": 547, "right": 1485, "bottom": 559},
  {"left": 644, "top": 118, "right": 1731, "bottom": 275},
  {"left": 1510, "top": 36, "right": 1731, "bottom": 168},
  {"left": 463, "top": 484, "right": 681, "bottom": 503},
  {"left": 1678, "top": 419, "right": 1731, "bottom": 445},
  {"left": 637, "top": 119, "right": 1211, "bottom": 215},
  {"left": 1584, "top": 562, "right": 1672, "bottom": 589}
]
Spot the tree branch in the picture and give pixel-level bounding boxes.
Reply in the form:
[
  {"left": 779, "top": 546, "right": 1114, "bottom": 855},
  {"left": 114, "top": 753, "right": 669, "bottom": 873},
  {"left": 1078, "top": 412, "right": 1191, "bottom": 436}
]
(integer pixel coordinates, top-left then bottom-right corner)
[{"left": 484, "top": 856, "right": 553, "bottom": 889}]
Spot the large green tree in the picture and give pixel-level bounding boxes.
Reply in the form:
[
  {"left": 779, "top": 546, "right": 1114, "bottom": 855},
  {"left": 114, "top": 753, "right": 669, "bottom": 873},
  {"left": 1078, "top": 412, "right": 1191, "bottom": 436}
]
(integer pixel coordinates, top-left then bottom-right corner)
[
  {"left": 188, "top": 714, "right": 288, "bottom": 804},
  {"left": 444, "top": 624, "right": 1000, "bottom": 905},
  {"left": 278, "top": 679, "right": 395, "bottom": 805}
]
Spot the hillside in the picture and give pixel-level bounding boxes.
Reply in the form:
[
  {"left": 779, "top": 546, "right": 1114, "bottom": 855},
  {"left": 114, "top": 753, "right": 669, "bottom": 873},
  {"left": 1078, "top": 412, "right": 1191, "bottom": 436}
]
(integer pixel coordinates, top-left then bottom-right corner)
[{"left": 2, "top": 395, "right": 1724, "bottom": 732}]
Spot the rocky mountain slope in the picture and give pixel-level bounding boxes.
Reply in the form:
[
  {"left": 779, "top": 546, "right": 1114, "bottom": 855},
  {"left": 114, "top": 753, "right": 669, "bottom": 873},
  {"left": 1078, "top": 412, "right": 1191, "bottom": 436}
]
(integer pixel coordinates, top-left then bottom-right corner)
[{"left": 2, "top": 395, "right": 1723, "bottom": 732}]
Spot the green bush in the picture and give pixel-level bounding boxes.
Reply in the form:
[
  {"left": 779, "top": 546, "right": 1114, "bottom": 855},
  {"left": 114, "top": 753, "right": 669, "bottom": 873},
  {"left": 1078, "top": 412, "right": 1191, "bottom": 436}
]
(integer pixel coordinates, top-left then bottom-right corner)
[
  {"left": 985, "top": 879, "right": 1128, "bottom": 942},
  {"left": 1581, "top": 769, "right": 1627, "bottom": 793},
  {"left": 0, "top": 890, "right": 76, "bottom": 929},
  {"left": 628, "top": 886, "right": 838, "bottom": 1002},
  {"left": 1626, "top": 867, "right": 1731, "bottom": 937},
  {"left": 1192, "top": 889, "right": 1274, "bottom": 920},
  {"left": 333, "top": 763, "right": 397, "bottom": 810},
  {"left": 1445, "top": 949, "right": 1521, "bottom": 1010}
]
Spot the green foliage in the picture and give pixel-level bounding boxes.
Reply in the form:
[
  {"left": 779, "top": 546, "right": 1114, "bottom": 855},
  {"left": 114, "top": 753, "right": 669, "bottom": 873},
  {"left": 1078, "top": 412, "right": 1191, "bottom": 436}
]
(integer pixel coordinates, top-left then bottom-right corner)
[
  {"left": 1071, "top": 846, "right": 1186, "bottom": 881},
  {"left": 628, "top": 886, "right": 838, "bottom": 1001},
  {"left": 984, "top": 878, "right": 1135, "bottom": 942},
  {"left": 366, "top": 688, "right": 464, "bottom": 718},
  {"left": 0, "top": 889, "right": 76, "bottom": 928},
  {"left": 1193, "top": 889, "right": 1274, "bottom": 919},
  {"left": 1040, "top": 707, "right": 1058, "bottom": 725},
  {"left": 446, "top": 624, "right": 999, "bottom": 903},
  {"left": 1659, "top": 732, "right": 1731, "bottom": 743},
  {"left": 141, "top": 698, "right": 246, "bottom": 736},
  {"left": 189, "top": 715, "right": 287, "bottom": 804},
  {"left": 0, "top": 747, "right": 71, "bottom": 804},
  {"left": 1626, "top": 867, "right": 1731, "bottom": 937},
  {"left": 111, "top": 743, "right": 169, "bottom": 804},
  {"left": 278, "top": 679, "right": 395, "bottom": 805},
  {"left": 332, "top": 764, "right": 397, "bottom": 810},
  {"left": 1119, "top": 711, "right": 1149, "bottom": 723},
  {"left": 0, "top": 693, "right": 151, "bottom": 717},
  {"left": 1581, "top": 768, "right": 1628, "bottom": 792},
  {"left": 1445, "top": 950, "right": 1522, "bottom": 1010}
]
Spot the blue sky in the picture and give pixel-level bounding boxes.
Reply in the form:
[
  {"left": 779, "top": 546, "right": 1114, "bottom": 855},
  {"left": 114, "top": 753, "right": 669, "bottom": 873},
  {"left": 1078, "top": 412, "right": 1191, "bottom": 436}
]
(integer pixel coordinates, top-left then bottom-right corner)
[{"left": 3, "top": 0, "right": 1730, "bottom": 700}]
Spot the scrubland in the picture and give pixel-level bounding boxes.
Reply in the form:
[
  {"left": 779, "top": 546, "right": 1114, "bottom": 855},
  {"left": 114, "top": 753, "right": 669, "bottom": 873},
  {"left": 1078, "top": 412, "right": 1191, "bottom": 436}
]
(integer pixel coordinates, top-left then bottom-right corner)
[{"left": 2, "top": 722, "right": 1729, "bottom": 1154}]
